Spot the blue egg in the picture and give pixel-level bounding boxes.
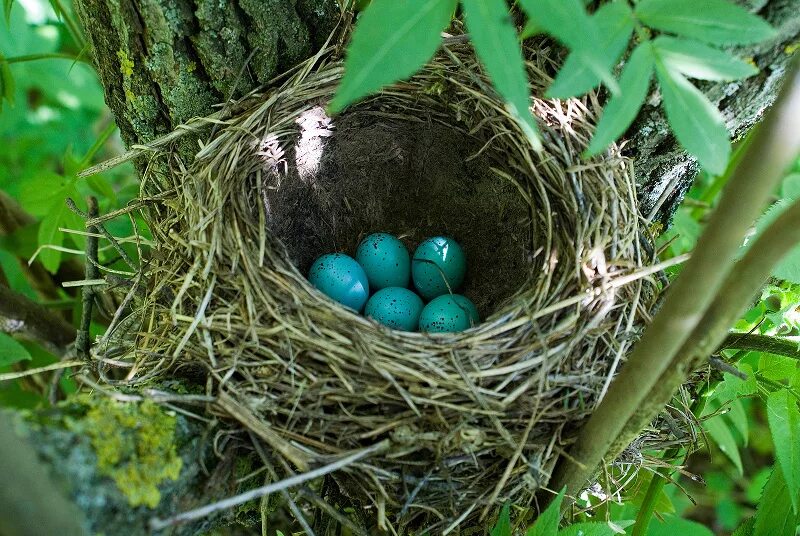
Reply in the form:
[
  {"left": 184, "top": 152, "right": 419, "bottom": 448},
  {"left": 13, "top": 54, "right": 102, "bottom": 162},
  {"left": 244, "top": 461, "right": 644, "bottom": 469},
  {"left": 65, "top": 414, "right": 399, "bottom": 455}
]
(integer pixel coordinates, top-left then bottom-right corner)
[
  {"left": 412, "top": 236, "right": 467, "bottom": 300},
  {"left": 364, "top": 287, "right": 424, "bottom": 332},
  {"left": 419, "top": 294, "right": 479, "bottom": 333},
  {"left": 308, "top": 253, "right": 369, "bottom": 312},
  {"left": 355, "top": 233, "right": 411, "bottom": 290}
]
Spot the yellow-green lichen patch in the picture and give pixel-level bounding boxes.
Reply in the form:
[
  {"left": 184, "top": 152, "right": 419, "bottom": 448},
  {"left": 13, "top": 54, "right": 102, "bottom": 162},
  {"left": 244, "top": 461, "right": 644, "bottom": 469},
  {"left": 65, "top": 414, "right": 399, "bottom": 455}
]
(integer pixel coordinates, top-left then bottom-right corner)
[
  {"left": 117, "top": 50, "right": 134, "bottom": 77},
  {"left": 83, "top": 398, "right": 182, "bottom": 508}
]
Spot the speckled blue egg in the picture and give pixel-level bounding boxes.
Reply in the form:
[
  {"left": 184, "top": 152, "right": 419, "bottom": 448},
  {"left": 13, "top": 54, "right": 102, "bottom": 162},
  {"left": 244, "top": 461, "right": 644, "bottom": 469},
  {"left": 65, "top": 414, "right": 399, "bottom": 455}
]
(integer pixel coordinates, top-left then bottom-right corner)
[
  {"left": 308, "top": 253, "right": 369, "bottom": 312},
  {"left": 364, "top": 287, "right": 424, "bottom": 332},
  {"left": 412, "top": 236, "right": 466, "bottom": 300},
  {"left": 355, "top": 233, "right": 410, "bottom": 290},
  {"left": 419, "top": 294, "right": 479, "bottom": 333}
]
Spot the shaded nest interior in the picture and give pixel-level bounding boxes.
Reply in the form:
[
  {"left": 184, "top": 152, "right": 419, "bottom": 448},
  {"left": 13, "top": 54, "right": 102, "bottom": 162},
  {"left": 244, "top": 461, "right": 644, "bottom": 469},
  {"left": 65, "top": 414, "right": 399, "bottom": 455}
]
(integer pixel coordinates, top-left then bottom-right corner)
[{"left": 97, "top": 41, "right": 689, "bottom": 533}]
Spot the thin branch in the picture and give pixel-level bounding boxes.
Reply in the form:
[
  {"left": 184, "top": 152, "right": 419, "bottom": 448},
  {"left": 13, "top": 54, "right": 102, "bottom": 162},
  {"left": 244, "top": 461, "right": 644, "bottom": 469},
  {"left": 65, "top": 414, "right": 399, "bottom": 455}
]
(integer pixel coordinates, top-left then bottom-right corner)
[
  {"left": 0, "top": 285, "right": 76, "bottom": 356},
  {"left": 720, "top": 333, "right": 800, "bottom": 360},
  {"left": 2, "top": 53, "right": 91, "bottom": 65},
  {"left": 549, "top": 54, "right": 800, "bottom": 502},
  {"left": 76, "top": 197, "right": 99, "bottom": 364}
]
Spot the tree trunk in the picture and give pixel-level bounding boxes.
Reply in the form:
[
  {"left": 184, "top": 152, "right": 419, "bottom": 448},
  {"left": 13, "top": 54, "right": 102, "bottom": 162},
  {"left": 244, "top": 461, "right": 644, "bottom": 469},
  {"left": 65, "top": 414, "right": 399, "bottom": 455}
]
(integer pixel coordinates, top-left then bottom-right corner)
[{"left": 9, "top": 0, "right": 799, "bottom": 533}]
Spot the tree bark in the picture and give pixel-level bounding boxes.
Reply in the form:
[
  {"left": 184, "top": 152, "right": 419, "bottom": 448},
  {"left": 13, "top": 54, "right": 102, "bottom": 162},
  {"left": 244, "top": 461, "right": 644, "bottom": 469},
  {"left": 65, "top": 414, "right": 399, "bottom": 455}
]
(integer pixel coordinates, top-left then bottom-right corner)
[{"left": 13, "top": 0, "right": 800, "bottom": 532}]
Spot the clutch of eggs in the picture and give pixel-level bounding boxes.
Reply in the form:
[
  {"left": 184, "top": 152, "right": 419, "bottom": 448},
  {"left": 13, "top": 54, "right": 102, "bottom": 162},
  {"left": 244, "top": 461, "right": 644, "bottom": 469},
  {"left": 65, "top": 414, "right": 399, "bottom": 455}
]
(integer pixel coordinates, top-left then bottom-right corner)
[{"left": 308, "top": 233, "right": 478, "bottom": 333}]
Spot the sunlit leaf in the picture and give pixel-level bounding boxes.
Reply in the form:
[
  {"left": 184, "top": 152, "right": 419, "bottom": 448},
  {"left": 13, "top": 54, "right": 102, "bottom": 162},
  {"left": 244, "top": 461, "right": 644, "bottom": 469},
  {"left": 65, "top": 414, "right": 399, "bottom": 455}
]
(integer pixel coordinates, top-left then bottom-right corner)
[
  {"left": 37, "top": 192, "right": 71, "bottom": 273},
  {"left": 655, "top": 61, "right": 730, "bottom": 175},
  {"left": 636, "top": 0, "right": 777, "bottom": 45},
  {"left": 525, "top": 488, "right": 565, "bottom": 536},
  {"left": 587, "top": 42, "right": 653, "bottom": 155},
  {"left": 329, "top": 0, "right": 457, "bottom": 113},
  {"left": 766, "top": 389, "right": 800, "bottom": 513},
  {"left": 726, "top": 397, "right": 749, "bottom": 447},
  {"left": 519, "top": 0, "right": 618, "bottom": 94},
  {"left": 652, "top": 36, "right": 758, "bottom": 81},
  {"left": 753, "top": 467, "right": 800, "bottom": 536},
  {"left": 703, "top": 399, "right": 744, "bottom": 475},
  {"left": 558, "top": 522, "right": 617, "bottom": 536},
  {"left": 2, "top": 0, "right": 10, "bottom": 25},
  {"left": 490, "top": 503, "right": 511, "bottom": 536},
  {"left": 462, "top": 0, "right": 542, "bottom": 151},
  {"left": 648, "top": 516, "right": 714, "bottom": 536},
  {"left": 547, "top": 2, "right": 634, "bottom": 98},
  {"left": 0, "top": 332, "right": 32, "bottom": 367},
  {"left": 753, "top": 198, "right": 800, "bottom": 284}
]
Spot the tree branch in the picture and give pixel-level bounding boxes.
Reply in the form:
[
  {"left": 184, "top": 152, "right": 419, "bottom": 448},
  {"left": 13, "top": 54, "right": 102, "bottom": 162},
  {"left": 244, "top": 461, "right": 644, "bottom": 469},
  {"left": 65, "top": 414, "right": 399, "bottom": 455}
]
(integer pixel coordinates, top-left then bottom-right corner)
[
  {"left": 721, "top": 333, "right": 800, "bottom": 360},
  {"left": 0, "top": 285, "right": 76, "bottom": 355},
  {"left": 549, "top": 54, "right": 800, "bottom": 502}
]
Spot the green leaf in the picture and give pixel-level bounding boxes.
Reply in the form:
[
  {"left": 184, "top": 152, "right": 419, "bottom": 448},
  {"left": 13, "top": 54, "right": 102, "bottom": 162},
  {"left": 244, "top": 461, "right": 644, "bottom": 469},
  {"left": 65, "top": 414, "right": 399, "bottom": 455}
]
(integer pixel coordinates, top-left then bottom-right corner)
[
  {"left": 2, "top": 0, "right": 11, "bottom": 25},
  {"left": 519, "top": 0, "right": 618, "bottom": 94},
  {"left": 753, "top": 200, "right": 800, "bottom": 283},
  {"left": 652, "top": 36, "right": 757, "bottom": 81},
  {"left": 635, "top": 0, "right": 777, "bottom": 45},
  {"left": 37, "top": 194, "right": 71, "bottom": 273},
  {"left": 715, "top": 364, "right": 759, "bottom": 400},
  {"left": 703, "top": 400, "right": 744, "bottom": 475},
  {"left": 558, "top": 522, "right": 617, "bottom": 536},
  {"left": 587, "top": 42, "right": 653, "bottom": 155},
  {"left": 462, "top": 0, "right": 542, "bottom": 151},
  {"left": 759, "top": 353, "right": 800, "bottom": 381},
  {"left": 525, "top": 488, "right": 565, "bottom": 536},
  {"left": 726, "top": 397, "right": 749, "bottom": 446},
  {"left": 329, "top": 0, "right": 456, "bottom": 113},
  {"left": 766, "top": 389, "right": 800, "bottom": 513},
  {"left": 490, "top": 502, "right": 512, "bottom": 536},
  {"left": 732, "top": 516, "right": 755, "bottom": 536},
  {"left": 0, "top": 333, "right": 32, "bottom": 367},
  {"left": 753, "top": 467, "right": 800, "bottom": 536},
  {"left": 547, "top": 2, "right": 634, "bottom": 98},
  {"left": 647, "top": 516, "right": 714, "bottom": 536},
  {"left": 655, "top": 60, "right": 730, "bottom": 175},
  {"left": 781, "top": 174, "right": 800, "bottom": 200}
]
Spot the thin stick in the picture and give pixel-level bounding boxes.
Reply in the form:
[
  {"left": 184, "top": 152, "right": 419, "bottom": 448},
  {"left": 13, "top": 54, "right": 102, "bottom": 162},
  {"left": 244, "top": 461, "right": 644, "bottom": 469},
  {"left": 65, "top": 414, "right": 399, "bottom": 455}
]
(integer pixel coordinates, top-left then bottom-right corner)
[
  {"left": 149, "top": 440, "right": 389, "bottom": 530},
  {"left": 0, "top": 360, "right": 84, "bottom": 381},
  {"left": 76, "top": 197, "right": 99, "bottom": 365}
]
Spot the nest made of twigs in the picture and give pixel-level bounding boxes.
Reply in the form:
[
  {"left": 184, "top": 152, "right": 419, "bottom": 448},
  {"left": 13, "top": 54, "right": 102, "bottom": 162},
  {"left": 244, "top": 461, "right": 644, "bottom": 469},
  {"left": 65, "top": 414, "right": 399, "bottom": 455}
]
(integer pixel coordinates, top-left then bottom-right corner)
[{"left": 97, "top": 37, "right": 677, "bottom": 533}]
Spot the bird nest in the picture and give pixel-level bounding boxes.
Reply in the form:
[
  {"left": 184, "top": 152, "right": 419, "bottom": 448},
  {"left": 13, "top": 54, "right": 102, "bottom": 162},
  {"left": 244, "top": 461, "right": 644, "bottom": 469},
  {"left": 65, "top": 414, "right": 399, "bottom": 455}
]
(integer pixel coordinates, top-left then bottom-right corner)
[{"left": 96, "top": 39, "right": 675, "bottom": 533}]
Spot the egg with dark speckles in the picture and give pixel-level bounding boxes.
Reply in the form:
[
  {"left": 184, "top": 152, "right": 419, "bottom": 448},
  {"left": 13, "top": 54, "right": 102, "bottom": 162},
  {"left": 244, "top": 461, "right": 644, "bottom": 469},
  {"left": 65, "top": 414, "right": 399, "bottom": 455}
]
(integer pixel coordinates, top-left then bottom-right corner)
[
  {"left": 364, "top": 287, "right": 424, "bottom": 332},
  {"left": 355, "top": 233, "right": 410, "bottom": 290},
  {"left": 308, "top": 253, "right": 369, "bottom": 312},
  {"left": 412, "top": 236, "right": 466, "bottom": 300},
  {"left": 419, "top": 294, "right": 479, "bottom": 333}
]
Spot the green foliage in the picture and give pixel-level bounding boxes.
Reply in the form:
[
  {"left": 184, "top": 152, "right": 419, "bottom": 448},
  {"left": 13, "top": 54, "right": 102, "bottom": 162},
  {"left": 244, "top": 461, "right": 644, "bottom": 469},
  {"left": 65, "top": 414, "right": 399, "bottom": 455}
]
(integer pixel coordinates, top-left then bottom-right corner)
[
  {"left": 586, "top": 42, "right": 653, "bottom": 156},
  {"left": 752, "top": 467, "right": 800, "bottom": 535},
  {"left": 547, "top": 2, "right": 634, "bottom": 99},
  {"left": 766, "top": 389, "right": 800, "bottom": 512},
  {"left": 655, "top": 59, "right": 730, "bottom": 175},
  {"left": 702, "top": 398, "right": 744, "bottom": 475},
  {"left": 647, "top": 516, "right": 714, "bottom": 536},
  {"left": 558, "top": 522, "right": 617, "bottom": 536},
  {"left": 462, "top": 0, "right": 541, "bottom": 150},
  {"left": 490, "top": 502, "right": 512, "bottom": 536},
  {"left": 525, "top": 488, "right": 564, "bottom": 535},
  {"left": 328, "top": 0, "right": 457, "bottom": 114},
  {"left": 0, "top": 332, "right": 32, "bottom": 366},
  {"left": 634, "top": 0, "right": 777, "bottom": 45},
  {"left": 333, "top": 0, "right": 771, "bottom": 173}
]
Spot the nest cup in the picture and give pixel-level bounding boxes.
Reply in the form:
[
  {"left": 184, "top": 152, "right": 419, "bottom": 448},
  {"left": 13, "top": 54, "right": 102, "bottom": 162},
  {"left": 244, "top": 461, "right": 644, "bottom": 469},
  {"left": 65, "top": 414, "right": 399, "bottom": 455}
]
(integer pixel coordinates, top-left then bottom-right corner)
[{"left": 115, "top": 39, "right": 661, "bottom": 532}]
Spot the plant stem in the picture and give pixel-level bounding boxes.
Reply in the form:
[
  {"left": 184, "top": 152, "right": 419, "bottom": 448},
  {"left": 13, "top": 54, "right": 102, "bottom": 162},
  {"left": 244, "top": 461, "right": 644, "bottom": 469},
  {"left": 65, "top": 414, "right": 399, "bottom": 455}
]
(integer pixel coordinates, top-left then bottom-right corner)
[
  {"left": 549, "top": 55, "right": 800, "bottom": 504},
  {"left": 720, "top": 333, "right": 800, "bottom": 360},
  {"left": 2, "top": 53, "right": 90, "bottom": 65}
]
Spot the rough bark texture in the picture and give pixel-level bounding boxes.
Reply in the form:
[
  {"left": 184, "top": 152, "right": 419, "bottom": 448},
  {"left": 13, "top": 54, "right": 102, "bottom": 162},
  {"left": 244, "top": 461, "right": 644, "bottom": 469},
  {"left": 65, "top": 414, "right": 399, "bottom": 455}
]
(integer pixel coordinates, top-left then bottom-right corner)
[
  {"left": 14, "top": 0, "right": 800, "bottom": 533},
  {"left": 73, "top": 0, "right": 339, "bottom": 147},
  {"left": 634, "top": 0, "right": 800, "bottom": 223}
]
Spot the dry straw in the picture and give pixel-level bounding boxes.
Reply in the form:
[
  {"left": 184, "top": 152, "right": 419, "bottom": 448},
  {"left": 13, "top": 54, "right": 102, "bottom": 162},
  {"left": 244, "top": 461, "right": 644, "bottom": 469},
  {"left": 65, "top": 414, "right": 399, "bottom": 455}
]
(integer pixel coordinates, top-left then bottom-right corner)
[{"left": 89, "top": 36, "right": 694, "bottom": 534}]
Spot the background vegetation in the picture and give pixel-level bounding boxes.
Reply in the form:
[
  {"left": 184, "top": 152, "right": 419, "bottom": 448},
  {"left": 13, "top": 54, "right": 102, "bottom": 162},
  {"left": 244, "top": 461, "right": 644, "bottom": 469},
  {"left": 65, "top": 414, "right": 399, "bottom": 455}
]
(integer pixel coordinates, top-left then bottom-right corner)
[{"left": 1, "top": 0, "right": 799, "bottom": 534}]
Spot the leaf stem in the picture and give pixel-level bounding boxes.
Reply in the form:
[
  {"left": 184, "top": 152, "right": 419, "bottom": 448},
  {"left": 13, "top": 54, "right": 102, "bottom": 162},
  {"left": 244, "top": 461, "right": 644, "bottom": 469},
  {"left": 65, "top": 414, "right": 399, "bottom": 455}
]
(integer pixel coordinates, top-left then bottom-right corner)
[
  {"left": 2, "top": 53, "right": 90, "bottom": 65},
  {"left": 720, "top": 333, "right": 800, "bottom": 361}
]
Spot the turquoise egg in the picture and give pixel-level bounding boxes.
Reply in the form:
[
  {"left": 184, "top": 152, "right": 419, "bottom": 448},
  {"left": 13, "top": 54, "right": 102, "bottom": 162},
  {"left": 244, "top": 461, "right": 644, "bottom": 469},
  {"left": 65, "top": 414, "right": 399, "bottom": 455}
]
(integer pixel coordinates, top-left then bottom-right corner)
[
  {"left": 355, "top": 233, "right": 411, "bottom": 290},
  {"left": 419, "top": 294, "right": 479, "bottom": 333},
  {"left": 364, "top": 287, "right": 424, "bottom": 332},
  {"left": 412, "top": 236, "right": 466, "bottom": 300},
  {"left": 308, "top": 253, "right": 369, "bottom": 312}
]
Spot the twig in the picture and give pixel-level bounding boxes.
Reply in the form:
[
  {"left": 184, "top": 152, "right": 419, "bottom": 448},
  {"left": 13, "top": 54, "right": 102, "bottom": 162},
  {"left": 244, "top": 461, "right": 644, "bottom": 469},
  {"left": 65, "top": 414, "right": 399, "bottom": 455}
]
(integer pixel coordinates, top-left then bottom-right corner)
[
  {"left": 0, "top": 285, "right": 76, "bottom": 356},
  {"left": 719, "top": 333, "right": 800, "bottom": 361},
  {"left": 709, "top": 357, "right": 748, "bottom": 380},
  {"left": 76, "top": 197, "right": 99, "bottom": 365},
  {"left": 149, "top": 440, "right": 389, "bottom": 530},
  {"left": 549, "top": 54, "right": 800, "bottom": 503}
]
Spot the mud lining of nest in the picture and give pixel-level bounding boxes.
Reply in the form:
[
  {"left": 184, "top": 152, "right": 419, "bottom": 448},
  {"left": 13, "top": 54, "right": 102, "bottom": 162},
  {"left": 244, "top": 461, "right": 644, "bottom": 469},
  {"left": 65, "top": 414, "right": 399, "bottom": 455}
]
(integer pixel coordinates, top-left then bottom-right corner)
[{"left": 95, "top": 40, "right": 696, "bottom": 533}]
